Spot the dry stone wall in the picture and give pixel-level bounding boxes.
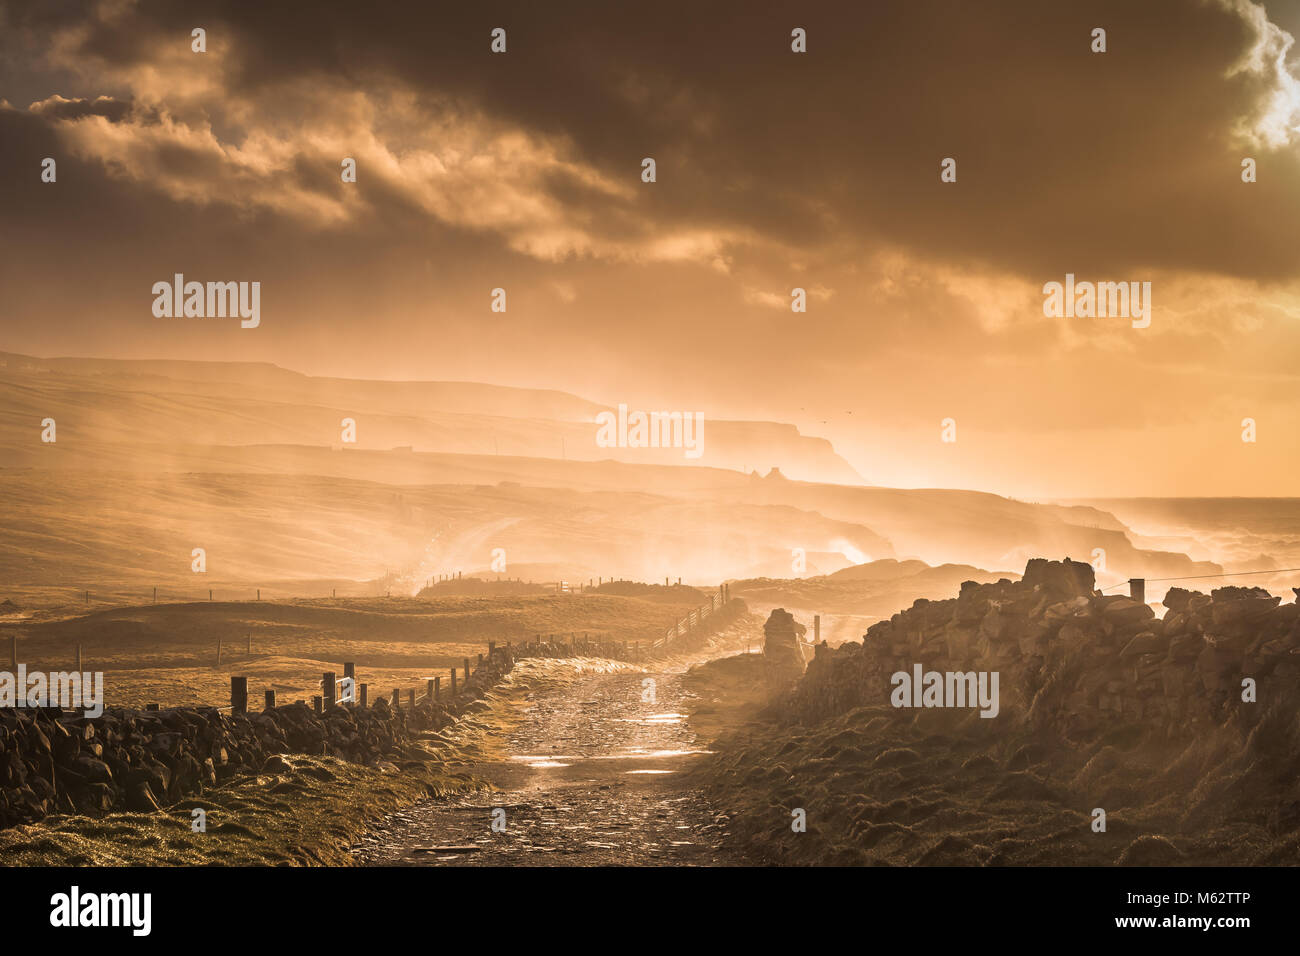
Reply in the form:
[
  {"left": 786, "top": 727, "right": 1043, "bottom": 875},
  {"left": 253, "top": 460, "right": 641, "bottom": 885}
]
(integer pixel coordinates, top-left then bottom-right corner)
[
  {"left": 0, "top": 641, "right": 521, "bottom": 831},
  {"left": 787, "top": 558, "right": 1299, "bottom": 739}
]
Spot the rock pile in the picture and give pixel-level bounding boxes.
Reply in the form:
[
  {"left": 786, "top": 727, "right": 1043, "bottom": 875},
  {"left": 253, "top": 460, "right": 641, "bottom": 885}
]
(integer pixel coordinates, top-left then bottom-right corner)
[
  {"left": 0, "top": 700, "right": 407, "bottom": 830},
  {"left": 786, "top": 558, "right": 1300, "bottom": 738},
  {"left": 762, "top": 608, "right": 808, "bottom": 693}
]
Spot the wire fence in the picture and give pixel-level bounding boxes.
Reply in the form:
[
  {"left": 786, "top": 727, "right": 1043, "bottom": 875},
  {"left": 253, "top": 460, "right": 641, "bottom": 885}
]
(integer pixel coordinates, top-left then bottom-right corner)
[{"left": 1098, "top": 567, "right": 1300, "bottom": 593}]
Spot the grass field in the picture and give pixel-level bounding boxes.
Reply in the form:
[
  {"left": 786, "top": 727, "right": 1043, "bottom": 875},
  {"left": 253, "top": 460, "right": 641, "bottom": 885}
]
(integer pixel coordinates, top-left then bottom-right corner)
[{"left": 1, "top": 592, "right": 699, "bottom": 709}]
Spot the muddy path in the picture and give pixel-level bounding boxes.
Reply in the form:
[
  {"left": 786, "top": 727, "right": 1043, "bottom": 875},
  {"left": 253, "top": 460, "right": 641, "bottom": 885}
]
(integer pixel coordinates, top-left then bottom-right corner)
[{"left": 356, "top": 644, "right": 757, "bottom": 866}]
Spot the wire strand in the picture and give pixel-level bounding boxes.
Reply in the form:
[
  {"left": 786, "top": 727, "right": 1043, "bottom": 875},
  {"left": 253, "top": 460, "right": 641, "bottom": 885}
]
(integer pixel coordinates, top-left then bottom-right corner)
[{"left": 1098, "top": 567, "right": 1300, "bottom": 592}]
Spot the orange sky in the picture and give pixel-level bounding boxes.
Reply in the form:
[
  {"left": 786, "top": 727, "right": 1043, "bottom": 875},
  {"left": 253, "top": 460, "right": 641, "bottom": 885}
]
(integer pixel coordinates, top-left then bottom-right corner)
[{"left": 0, "top": 0, "right": 1298, "bottom": 497}]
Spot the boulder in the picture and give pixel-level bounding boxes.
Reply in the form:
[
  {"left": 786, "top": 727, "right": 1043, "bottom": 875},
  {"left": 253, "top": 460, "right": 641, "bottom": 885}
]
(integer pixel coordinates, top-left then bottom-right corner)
[
  {"left": 763, "top": 608, "right": 808, "bottom": 690},
  {"left": 1210, "top": 594, "right": 1280, "bottom": 628},
  {"left": 70, "top": 756, "right": 113, "bottom": 784},
  {"left": 1161, "top": 587, "right": 1202, "bottom": 613},
  {"left": 1100, "top": 597, "right": 1155, "bottom": 629},
  {"left": 1022, "top": 557, "right": 1096, "bottom": 598}
]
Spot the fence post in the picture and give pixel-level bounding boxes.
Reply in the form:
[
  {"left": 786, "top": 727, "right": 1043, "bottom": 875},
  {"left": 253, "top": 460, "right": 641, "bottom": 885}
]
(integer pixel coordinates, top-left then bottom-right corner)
[
  {"left": 359, "top": 683, "right": 368, "bottom": 708},
  {"left": 231, "top": 676, "right": 248, "bottom": 715},
  {"left": 434, "top": 676, "right": 441, "bottom": 701},
  {"left": 1129, "top": 578, "right": 1146, "bottom": 604},
  {"left": 464, "top": 657, "right": 471, "bottom": 681},
  {"left": 8, "top": 633, "right": 16, "bottom": 669},
  {"left": 426, "top": 679, "right": 435, "bottom": 703},
  {"left": 153, "top": 587, "right": 157, "bottom": 603},
  {"left": 814, "top": 614, "right": 821, "bottom": 643},
  {"left": 247, "top": 632, "right": 252, "bottom": 654},
  {"left": 146, "top": 703, "right": 160, "bottom": 711},
  {"left": 323, "top": 672, "right": 337, "bottom": 709},
  {"left": 450, "top": 668, "right": 457, "bottom": 696},
  {"left": 408, "top": 689, "right": 416, "bottom": 710},
  {"left": 391, "top": 689, "right": 400, "bottom": 710},
  {"left": 264, "top": 690, "right": 276, "bottom": 710},
  {"left": 76, "top": 644, "right": 83, "bottom": 671}
]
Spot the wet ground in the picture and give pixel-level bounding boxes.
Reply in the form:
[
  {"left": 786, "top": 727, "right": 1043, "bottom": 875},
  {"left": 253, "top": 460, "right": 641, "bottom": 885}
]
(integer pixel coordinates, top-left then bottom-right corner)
[{"left": 357, "top": 660, "right": 749, "bottom": 866}]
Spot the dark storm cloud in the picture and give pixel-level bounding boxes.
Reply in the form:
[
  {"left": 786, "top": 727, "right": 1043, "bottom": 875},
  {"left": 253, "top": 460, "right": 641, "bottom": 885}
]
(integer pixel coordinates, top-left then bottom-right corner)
[{"left": 4, "top": 0, "right": 1295, "bottom": 279}]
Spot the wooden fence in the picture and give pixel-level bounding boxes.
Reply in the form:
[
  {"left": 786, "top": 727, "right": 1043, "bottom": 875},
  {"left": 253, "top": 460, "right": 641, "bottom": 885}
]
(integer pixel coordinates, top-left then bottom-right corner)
[
  {"left": 215, "top": 631, "right": 659, "bottom": 716},
  {"left": 651, "top": 583, "right": 732, "bottom": 651}
]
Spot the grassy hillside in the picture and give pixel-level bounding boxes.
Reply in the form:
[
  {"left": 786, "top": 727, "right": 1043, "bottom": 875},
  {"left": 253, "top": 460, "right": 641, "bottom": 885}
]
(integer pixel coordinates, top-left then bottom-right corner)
[
  {"left": 0, "top": 351, "right": 862, "bottom": 482},
  {"left": 0, "top": 351, "right": 1246, "bottom": 606}
]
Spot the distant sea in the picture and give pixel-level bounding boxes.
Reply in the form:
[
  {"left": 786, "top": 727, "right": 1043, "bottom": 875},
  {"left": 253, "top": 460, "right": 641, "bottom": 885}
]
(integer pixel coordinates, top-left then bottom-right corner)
[{"left": 1075, "top": 498, "right": 1300, "bottom": 594}]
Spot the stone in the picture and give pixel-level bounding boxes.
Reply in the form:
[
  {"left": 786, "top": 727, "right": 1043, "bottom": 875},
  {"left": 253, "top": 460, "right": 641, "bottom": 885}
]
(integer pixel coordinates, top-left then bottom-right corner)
[
  {"left": 1100, "top": 598, "right": 1155, "bottom": 628},
  {"left": 1044, "top": 596, "right": 1093, "bottom": 624},
  {"left": 1211, "top": 595, "right": 1280, "bottom": 628},
  {"left": 70, "top": 756, "right": 113, "bottom": 784},
  {"left": 1021, "top": 557, "right": 1096, "bottom": 597},
  {"left": 125, "top": 780, "right": 161, "bottom": 812},
  {"left": 1120, "top": 631, "right": 1168, "bottom": 659},
  {"left": 262, "top": 754, "right": 293, "bottom": 774},
  {"left": 762, "top": 608, "right": 808, "bottom": 690},
  {"left": 1161, "top": 587, "right": 1202, "bottom": 613}
]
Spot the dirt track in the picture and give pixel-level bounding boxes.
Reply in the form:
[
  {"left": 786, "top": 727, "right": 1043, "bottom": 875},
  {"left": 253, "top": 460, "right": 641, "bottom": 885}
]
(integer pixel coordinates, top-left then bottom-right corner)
[{"left": 357, "top": 656, "right": 752, "bottom": 866}]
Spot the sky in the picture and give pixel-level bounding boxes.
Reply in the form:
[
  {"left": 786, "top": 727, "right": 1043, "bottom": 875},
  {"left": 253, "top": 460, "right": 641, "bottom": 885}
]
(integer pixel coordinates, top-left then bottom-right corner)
[{"left": 0, "top": 0, "right": 1298, "bottom": 498}]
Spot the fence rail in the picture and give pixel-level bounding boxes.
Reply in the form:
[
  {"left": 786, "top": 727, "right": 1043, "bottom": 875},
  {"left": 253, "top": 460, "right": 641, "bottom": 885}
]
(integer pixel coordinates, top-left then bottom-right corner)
[{"left": 651, "top": 583, "right": 733, "bottom": 651}]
